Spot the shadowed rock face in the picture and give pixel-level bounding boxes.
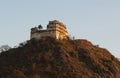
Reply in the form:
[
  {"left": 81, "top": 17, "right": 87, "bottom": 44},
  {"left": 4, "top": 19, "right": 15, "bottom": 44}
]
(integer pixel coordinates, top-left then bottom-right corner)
[{"left": 0, "top": 37, "right": 120, "bottom": 78}]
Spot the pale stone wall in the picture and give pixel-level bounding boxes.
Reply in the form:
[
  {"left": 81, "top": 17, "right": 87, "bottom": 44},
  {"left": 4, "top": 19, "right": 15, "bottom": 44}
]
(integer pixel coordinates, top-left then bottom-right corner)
[
  {"left": 56, "top": 29, "right": 68, "bottom": 39},
  {"left": 31, "top": 30, "right": 56, "bottom": 39},
  {"left": 30, "top": 20, "right": 68, "bottom": 40},
  {"left": 55, "top": 24, "right": 68, "bottom": 39},
  {"left": 31, "top": 33, "right": 41, "bottom": 39}
]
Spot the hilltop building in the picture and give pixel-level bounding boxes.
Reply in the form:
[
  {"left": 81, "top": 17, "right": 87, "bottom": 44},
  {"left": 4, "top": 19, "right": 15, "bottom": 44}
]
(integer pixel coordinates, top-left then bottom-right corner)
[{"left": 30, "top": 20, "right": 69, "bottom": 40}]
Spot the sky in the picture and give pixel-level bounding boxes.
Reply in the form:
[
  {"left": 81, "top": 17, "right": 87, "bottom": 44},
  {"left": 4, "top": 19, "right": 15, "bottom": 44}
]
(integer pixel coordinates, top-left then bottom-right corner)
[{"left": 0, "top": 0, "right": 120, "bottom": 57}]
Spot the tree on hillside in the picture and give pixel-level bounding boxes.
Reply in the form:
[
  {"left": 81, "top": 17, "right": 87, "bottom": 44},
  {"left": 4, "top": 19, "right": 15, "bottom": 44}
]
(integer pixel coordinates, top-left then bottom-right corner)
[{"left": 38, "top": 24, "right": 43, "bottom": 29}]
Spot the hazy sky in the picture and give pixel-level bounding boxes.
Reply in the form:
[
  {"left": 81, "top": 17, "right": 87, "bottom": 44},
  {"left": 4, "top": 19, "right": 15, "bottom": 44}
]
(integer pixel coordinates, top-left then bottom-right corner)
[{"left": 0, "top": 0, "right": 120, "bottom": 57}]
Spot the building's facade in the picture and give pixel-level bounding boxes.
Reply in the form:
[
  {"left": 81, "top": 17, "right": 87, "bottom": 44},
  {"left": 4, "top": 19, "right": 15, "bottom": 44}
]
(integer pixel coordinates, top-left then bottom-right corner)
[{"left": 30, "top": 20, "right": 69, "bottom": 40}]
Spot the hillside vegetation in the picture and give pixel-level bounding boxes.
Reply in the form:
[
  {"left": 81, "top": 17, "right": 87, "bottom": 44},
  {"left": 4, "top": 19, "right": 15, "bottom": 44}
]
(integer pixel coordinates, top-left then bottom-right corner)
[{"left": 0, "top": 37, "right": 120, "bottom": 78}]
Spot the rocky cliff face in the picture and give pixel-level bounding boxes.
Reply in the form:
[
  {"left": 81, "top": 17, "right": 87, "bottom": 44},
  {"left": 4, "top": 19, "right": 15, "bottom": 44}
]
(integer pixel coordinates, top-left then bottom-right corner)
[{"left": 0, "top": 37, "right": 120, "bottom": 78}]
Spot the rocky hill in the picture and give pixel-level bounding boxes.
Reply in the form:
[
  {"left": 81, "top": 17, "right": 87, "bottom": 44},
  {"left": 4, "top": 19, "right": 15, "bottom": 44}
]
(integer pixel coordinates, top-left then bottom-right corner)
[{"left": 0, "top": 37, "right": 120, "bottom": 78}]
